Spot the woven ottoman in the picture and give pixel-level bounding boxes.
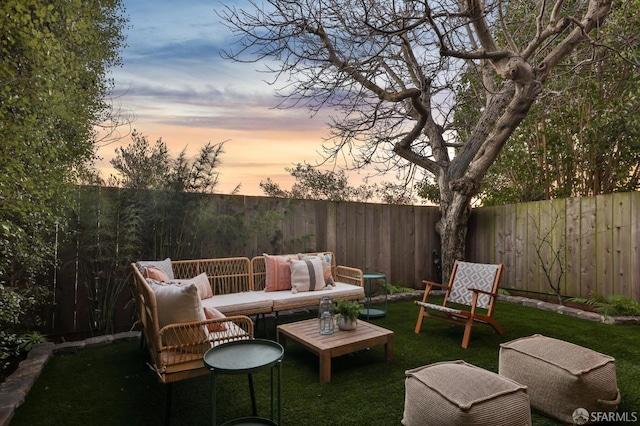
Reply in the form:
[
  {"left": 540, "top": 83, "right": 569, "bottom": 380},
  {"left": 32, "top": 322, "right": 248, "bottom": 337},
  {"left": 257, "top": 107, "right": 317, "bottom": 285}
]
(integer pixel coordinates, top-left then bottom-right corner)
[
  {"left": 499, "top": 334, "right": 620, "bottom": 424},
  {"left": 402, "top": 360, "right": 531, "bottom": 426}
]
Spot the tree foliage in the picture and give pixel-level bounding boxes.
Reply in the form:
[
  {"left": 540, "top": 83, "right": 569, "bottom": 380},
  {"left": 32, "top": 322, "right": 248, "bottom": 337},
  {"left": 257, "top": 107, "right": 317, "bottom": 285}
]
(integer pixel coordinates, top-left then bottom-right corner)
[
  {"left": 219, "top": 0, "right": 619, "bottom": 277},
  {"left": 0, "top": 0, "right": 127, "bottom": 364},
  {"left": 467, "top": 1, "right": 640, "bottom": 205},
  {"left": 260, "top": 163, "right": 416, "bottom": 204},
  {"left": 260, "top": 164, "right": 373, "bottom": 202},
  {"left": 0, "top": 0, "right": 127, "bottom": 283},
  {"left": 107, "top": 130, "right": 226, "bottom": 194}
]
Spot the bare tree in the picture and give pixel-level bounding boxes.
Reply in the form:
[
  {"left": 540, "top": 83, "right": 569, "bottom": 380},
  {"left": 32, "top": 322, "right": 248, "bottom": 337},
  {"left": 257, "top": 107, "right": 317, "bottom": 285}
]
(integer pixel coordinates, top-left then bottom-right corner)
[
  {"left": 530, "top": 207, "right": 565, "bottom": 305},
  {"left": 219, "top": 0, "right": 617, "bottom": 280}
]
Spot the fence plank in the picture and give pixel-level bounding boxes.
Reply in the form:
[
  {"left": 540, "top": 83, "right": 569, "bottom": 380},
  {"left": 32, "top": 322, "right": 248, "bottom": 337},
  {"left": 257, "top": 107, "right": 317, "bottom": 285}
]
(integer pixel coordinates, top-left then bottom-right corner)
[
  {"left": 551, "top": 198, "right": 567, "bottom": 296},
  {"left": 512, "top": 202, "right": 528, "bottom": 291},
  {"left": 613, "top": 193, "right": 631, "bottom": 296},
  {"left": 381, "top": 204, "right": 393, "bottom": 281},
  {"left": 565, "top": 197, "right": 582, "bottom": 297},
  {"left": 414, "top": 205, "right": 437, "bottom": 286},
  {"left": 526, "top": 201, "right": 542, "bottom": 293},
  {"left": 632, "top": 195, "right": 640, "bottom": 301},
  {"left": 335, "top": 202, "right": 349, "bottom": 264},
  {"left": 324, "top": 201, "right": 337, "bottom": 252},
  {"left": 596, "top": 195, "right": 614, "bottom": 296},
  {"left": 501, "top": 204, "right": 516, "bottom": 289},
  {"left": 580, "top": 197, "right": 597, "bottom": 295}
]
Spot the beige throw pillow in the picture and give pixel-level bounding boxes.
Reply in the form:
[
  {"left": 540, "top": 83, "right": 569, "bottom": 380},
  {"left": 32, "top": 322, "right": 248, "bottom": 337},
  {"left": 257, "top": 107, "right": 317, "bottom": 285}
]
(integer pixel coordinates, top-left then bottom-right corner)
[
  {"left": 173, "top": 272, "right": 213, "bottom": 299},
  {"left": 150, "top": 282, "right": 207, "bottom": 347},
  {"left": 299, "top": 253, "right": 335, "bottom": 286},
  {"left": 290, "top": 257, "right": 329, "bottom": 293}
]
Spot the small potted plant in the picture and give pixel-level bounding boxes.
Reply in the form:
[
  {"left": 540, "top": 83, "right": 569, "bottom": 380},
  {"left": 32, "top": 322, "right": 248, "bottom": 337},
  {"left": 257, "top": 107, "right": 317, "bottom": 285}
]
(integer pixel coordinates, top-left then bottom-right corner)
[{"left": 335, "top": 299, "right": 363, "bottom": 331}]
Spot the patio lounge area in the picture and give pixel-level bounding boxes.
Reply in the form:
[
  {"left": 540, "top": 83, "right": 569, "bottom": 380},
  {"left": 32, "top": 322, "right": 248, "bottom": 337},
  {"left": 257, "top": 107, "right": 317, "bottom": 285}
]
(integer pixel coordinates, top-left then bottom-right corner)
[{"left": 8, "top": 297, "right": 640, "bottom": 426}]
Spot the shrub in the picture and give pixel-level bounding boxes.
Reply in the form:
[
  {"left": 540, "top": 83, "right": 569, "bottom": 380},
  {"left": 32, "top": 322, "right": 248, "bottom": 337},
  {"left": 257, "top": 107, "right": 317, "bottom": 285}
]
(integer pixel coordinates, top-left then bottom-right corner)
[{"left": 568, "top": 292, "right": 640, "bottom": 318}]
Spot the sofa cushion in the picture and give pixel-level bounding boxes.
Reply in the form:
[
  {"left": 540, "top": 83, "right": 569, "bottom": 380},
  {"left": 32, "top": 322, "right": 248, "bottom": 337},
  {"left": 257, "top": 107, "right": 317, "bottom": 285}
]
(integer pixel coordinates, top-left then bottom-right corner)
[
  {"left": 264, "top": 253, "right": 297, "bottom": 292},
  {"left": 299, "top": 252, "right": 334, "bottom": 286},
  {"left": 173, "top": 272, "right": 213, "bottom": 300},
  {"left": 150, "top": 281, "right": 208, "bottom": 347},
  {"left": 290, "top": 258, "right": 327, "bottom": 293},
  {"left": 151, "top": 282, "right": 206, "bottom": 327},
  {"left": 270, "top": 281, "right": 364, "bottom": 311},
  {"left": 138, "top": 258, "right": 175, "bottom": 280},
  {"left": 203, "top": 307, "right": 227, "bottom": 332},
  {"left": 201, "top": 291, "right": 273, "bottom": 316}
]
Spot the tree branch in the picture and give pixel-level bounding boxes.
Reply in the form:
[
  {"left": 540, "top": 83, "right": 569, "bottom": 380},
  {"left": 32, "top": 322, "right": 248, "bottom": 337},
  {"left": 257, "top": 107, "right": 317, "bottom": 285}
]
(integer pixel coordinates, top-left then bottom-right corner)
[
  {"left": 464, "top": 0, "right": 534, "bottom": 87},
  {"left": 538, "top": 0, "right": 614, "bottom": 82}
]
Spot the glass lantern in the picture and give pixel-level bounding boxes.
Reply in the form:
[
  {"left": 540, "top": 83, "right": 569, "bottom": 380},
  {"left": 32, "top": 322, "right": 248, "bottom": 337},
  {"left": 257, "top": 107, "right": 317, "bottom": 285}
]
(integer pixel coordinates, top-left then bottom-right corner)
[{"left": 318, "top": 296, "right": 334, "bottom": 335}]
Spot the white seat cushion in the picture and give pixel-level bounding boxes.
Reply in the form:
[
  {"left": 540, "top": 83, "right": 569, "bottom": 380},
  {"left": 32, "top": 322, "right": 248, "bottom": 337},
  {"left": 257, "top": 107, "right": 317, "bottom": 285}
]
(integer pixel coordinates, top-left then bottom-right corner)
[
  {"left": 416, "top": 301, "right": 462, "bottom": 314},
  {"left": 271, "top": 282, "right": 364, "bottom": 311},
  {"left": 201, "top": 291, "right": 273, "bottom": 315}
]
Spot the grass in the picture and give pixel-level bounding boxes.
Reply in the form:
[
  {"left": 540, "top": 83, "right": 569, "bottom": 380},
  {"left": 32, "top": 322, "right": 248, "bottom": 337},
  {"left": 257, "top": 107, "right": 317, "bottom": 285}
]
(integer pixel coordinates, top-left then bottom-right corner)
[{"left": 11, "top": 297, "right": 640, "bottom": 426}]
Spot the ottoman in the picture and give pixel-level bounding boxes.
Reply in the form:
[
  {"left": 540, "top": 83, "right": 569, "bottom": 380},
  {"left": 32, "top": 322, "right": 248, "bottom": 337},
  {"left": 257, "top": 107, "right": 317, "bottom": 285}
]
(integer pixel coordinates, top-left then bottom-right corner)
[
  {"left": 499, "top": 334, "right": 620, "bottom": 424},
  {"left": 402, "top": 360, "right": 531, "bottom": 426}
]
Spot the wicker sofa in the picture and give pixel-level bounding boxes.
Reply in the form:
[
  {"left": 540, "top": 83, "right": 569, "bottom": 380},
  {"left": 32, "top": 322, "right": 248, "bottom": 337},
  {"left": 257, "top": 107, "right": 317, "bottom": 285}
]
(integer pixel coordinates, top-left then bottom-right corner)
[{"left": 130, "top": 252, "right": 364, "bottom": 387}]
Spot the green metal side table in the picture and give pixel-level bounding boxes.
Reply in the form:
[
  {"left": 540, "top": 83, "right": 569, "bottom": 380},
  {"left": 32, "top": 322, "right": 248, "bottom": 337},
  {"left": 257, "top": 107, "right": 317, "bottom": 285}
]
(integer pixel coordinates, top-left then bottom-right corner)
[
  {"left": 204, "top": 339, "right": 284, "bottom": 426},
  {"left": 360, "top": 272, "right": 388, "bottom": 319}
]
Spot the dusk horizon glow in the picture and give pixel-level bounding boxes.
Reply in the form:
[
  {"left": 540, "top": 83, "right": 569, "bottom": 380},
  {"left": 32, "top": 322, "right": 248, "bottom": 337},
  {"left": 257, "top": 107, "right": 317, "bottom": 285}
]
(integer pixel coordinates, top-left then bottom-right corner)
[{"left": 98, "top": 0, "right": 380, "bottom": 196}]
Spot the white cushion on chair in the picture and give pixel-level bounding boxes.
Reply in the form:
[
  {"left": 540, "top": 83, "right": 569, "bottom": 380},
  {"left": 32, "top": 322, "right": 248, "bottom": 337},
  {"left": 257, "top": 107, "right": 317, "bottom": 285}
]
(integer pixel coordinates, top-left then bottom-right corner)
[{"left": 416, "top": 301, "right": 461, "bottom": 314}]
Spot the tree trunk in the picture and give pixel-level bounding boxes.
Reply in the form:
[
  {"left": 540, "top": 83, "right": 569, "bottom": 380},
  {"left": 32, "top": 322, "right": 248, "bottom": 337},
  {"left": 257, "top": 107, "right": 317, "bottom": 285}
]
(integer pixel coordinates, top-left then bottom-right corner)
[{"left": 436, "top": 188, "right": 472, "bottom": 284}]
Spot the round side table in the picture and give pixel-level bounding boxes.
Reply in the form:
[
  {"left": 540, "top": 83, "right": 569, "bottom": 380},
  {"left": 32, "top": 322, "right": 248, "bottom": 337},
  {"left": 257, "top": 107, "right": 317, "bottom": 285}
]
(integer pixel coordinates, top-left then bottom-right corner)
[
  {"left": 204, "top": 339, "right": 284, "bottom": 426},
  {"left": 360, "top": 272, "right": 388, "bottom": 319}
]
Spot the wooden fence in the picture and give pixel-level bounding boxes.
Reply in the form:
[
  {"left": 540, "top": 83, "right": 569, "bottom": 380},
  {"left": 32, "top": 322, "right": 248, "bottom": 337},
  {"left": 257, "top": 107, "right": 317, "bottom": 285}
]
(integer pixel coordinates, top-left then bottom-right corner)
[
  {"left": 467, "top": 193, "right": 640, "bottom": 302},
  {"left": 48, "top": 189, "right": 640, "bottom": 337},
  {"left": 50, "top": 191, "right": 441, "bottom": 336},
  {"left": 203, "top": 195, "right": 443, "bottom": 286}
]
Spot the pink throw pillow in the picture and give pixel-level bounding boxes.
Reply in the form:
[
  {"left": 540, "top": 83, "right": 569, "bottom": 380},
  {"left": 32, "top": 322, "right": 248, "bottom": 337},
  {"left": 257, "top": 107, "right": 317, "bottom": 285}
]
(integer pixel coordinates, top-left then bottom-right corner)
[
  {"left": 144, "top": 266, "right": 170, "bottom": 282},
  {"left": 264, "top": 254, "right": 296, "bottom": 292},
  {"left": 203, "top": 307, "right": 227, "bottom": 332}
]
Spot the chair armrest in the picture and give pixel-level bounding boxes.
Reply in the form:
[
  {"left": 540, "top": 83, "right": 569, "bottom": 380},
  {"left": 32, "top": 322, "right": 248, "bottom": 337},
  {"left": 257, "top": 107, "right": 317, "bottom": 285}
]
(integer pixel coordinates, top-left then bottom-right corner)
[
  {"left": 422, "top": 280, "right": 449, "bottom": 290},
  {"left": 336, "top": 265, "right": 364, "bottom": 286},
  {"left": 468, "top": 288, "right": 498, "bottom": 313},
  {"left": 159, "top": 315, "right": 254, "bottom": 353},
  {"left": 420, "top": 280, "right": 449, "bottom": 303},
  {"left": 469, "top": 287, "right": 498, "bottom": 297}
]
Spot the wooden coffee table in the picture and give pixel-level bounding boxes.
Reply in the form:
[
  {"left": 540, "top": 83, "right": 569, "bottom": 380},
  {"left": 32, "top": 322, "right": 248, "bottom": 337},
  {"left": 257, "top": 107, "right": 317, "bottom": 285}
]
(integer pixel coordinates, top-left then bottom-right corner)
[{"left": 276, "top": 318, "right": 394, "bottom": 383}]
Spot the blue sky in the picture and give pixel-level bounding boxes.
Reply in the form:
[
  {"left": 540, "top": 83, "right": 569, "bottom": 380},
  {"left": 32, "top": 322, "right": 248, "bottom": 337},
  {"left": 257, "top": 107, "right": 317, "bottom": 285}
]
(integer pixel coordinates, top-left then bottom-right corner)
[{"left": 99, "top": 0, "right": 343, "bottom": 195}]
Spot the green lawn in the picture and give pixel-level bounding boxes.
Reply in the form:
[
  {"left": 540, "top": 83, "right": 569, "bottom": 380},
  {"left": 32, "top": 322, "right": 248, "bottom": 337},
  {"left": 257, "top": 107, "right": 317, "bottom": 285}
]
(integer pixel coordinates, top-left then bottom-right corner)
[{"left": 12, "top": 298, "right": 640, "bottom": 425}]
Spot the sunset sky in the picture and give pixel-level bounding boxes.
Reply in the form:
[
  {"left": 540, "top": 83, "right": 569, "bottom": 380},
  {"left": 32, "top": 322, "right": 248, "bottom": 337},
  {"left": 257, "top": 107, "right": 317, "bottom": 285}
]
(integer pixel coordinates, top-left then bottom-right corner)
[{"left": 99, "top": 0, "right": 376, "bottom": 196}]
